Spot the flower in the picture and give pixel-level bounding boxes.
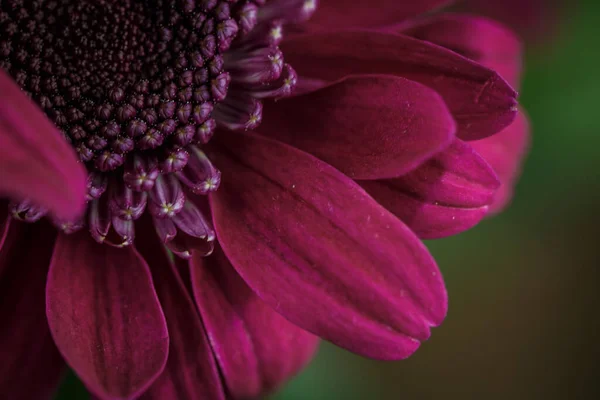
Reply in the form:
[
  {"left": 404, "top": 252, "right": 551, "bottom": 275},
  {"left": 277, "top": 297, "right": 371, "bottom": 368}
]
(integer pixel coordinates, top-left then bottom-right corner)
[{"left": 0, "top": 1, "right": 529, "bottom": 400}]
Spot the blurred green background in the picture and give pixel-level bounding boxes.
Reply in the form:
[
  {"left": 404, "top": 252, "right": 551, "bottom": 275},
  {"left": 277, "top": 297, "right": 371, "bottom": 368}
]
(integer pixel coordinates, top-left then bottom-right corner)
[{"left": 57, "top": 1, "right": 599, "bottom": 399}]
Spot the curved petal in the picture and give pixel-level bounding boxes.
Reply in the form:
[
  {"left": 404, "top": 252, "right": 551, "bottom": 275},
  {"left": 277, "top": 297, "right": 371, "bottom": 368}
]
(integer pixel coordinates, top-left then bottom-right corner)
[
  {"left": 0, "top": 223, "right": 66, "bottom": 400},
  {"left": 135, "top": 232, "right": 226, "bottom": 400},
  {"left": 208, "top": 131, "right": 447, "bottom": 360},
  {"left": 46, "top": 233, "right": 169, "bottom": 400},
  {"left": 282, "top": 31, "right": 517, "bottom": 140},
  {"left": 191, "top": 245, "right": 319, "bottom": 399},
  {"left": 400, "top": 14, "right": 523, "bottom": 87},
  {"left": 359, "top": 139, "right": 500, "bottom": 239},
  {"left": 304, "top": 0, "right": 454, "bottom": 31},
  {"left": 259, "top": 75, "right": 455, "bottom": 179},
  {"left": 0, "top": 70, "right": 87, "bottom": 219},
  {"left": 470, "top": 110, "right": 530, "bottom": 214}
]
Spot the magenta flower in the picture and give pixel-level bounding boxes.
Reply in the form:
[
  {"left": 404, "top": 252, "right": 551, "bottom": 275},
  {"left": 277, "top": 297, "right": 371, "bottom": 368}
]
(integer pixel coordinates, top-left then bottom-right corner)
[{"left": 0, "top": 1, "right": 529, "bottom": 399}]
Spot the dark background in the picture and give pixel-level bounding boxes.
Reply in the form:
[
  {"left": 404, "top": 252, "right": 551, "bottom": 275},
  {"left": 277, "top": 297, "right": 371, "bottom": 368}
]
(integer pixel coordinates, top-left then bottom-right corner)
[{"left": 58, "top": 1, "right": 600, "bottom": 399}]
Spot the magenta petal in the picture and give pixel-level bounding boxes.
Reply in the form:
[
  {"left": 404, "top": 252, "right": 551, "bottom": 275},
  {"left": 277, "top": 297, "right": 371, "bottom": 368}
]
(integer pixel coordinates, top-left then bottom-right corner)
[
  {"left": 365, "top": 191, "right": 489, "bottom": 240},
  {"left": 190, "top": 245, "right": 319, "bottom": 399},
  {"left": 370, "top": 139, "right": 500, "bottom": 207},
  {"left": 470, "top": 110, "right": 530, "bottom": 213},
  {"left": 0, "top": 70, "right": 87, "bottom": 219},
  {"left": 136, "top": 236, "right": 226, "bottom": 400},
  {"left": 46, "top": 233, "right": 169, "bottom": 400},
  {"left": 209, "top": 131, "right": 447, "bottom": 360},
  {"left": 401, "top": 14, "right": 523, "bottom": 88},
  {"left": 282, "top": 31, "right": 517, "bottom": 140},
  {"left": 0, "top": 224, "right": 66, "bottom": 400},
  {"left": 259, "top": 75, "right": 455, "bottom": 179},
  {"left": 305, "top": 0, "right": 453, "bottom": 30},
  {"left": 457, "top": 0, "right": 560, "bottom": 43},
  {"left": 359, "top": 139, "right": 500, "bottom": 239}
]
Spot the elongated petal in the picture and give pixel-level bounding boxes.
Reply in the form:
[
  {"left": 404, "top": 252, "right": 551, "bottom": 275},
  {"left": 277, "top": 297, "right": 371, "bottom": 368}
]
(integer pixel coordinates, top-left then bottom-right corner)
[
  {"left": 0, "top": 223, "right": 65, "bottom": 400},
  {"left": 259, "top": 75, "right": 455, "bottom": 179},
  {"left": 401, "top": 14, "right": 523, "bottom": 87},
  {"left": 191, "top": 245, "right": 319, "bottom": 399},
  {"left": 283, "top": 31, "right": 517, "bottom": 140},
  {"left": 0, "top": 70, "right": 86, "bottom": 219},
  {"left": 136, "top": 234, "right": 225, "bottom": 400},
  {"left": 304, "top": 0, "right": 454, "bottom": 31},
  {"left": 360, "top": 140, "right": 500, "bottom": 239},
  {"left": 208, "top": 131, "right": 447, "bottom": 360},
  {"left": 46, "top": 233, "right": 169, "bottom": 400},
  {"left": 470, "top": 110, "right": 530, "bottom": 213}
]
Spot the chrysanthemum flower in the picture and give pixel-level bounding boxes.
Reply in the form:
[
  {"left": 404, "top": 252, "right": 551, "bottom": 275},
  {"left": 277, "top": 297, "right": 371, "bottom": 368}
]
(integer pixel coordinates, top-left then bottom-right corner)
[{"left": 0, "top": 1, "right": 529, "bottom": 399}]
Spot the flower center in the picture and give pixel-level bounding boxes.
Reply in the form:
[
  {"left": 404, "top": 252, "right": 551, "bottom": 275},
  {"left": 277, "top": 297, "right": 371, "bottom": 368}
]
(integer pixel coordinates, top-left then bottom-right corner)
[
  {"left": 1, "top": 0, "right": 238, "bottom": 169},
  {"left": 1, "top": 0, "right": 314, "bottom": 257}
]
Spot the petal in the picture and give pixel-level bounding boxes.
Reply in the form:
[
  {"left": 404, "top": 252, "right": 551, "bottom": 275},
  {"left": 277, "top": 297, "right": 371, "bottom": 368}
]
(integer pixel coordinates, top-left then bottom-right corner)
[
  {"left": 359, "top": 139, "right": 500, "bottom": 239},
  {"left": 135, "top": 233, "right": 226, "bottom": 400},
  {"left": 0, "top": 70, "right": 87, "bottom": 219},
  {"left": 208, "top": 131, "right": 447, "bottom": 360},
  {"left": 0, "top": 223, "right": 66, "bottom": 400},
  {"left": 400, "top": 14, "right": 523, "bottom": 87},
  {"left": 282, "top": 31, "right": 517, "bottom": 140},
  {"left": 470, "top": 109, "right": 530, "bottom": 213},
  {"left": 259, "top": 75, "right": 455, "bottom": 179},
  {"left": 46, "top": 233, "right": 169, "bottom": 400},
  {"left": 190, "top": 245, "right": 319, "bottom": 399},
  {"left": 456, "top": 0, "right": 560, "bottom": 44},
  {"left": 304, "top": 0, "right": 454, "bottom": 31}
]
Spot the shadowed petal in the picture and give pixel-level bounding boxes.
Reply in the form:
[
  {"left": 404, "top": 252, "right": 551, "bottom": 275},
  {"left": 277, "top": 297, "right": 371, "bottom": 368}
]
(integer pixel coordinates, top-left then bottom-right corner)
[
  {"left": 400, "top": 14, "right": 523, "bottom": 87},
  {"left": 259, "top": 75, "right": 455, "bottom": 179},
  {"left": 304, "top": 0, "right": 454, "bottom": 31},
  {"left": 136, "top": 232, "right": 226, "bottom": 400},
  {"left": 0, "top": 223, "right": 66, "bottom": 400},
  {"left": 191, "top": 245, "right": 319, "bottom": 399},
  {"left": 283, "top": 31, "right": 517, "bottom": 140},
  {"left": 360, "top": 140, "right": 500, "bottom": 239},
  {"left": 0, "top": 70, "right": 87, "bottom": 219},
  {"left": 46, "top": 233, "right": 169, "bottom": 400},
  {"left": 208, "top": 131, "right": 447, "bottom": 360},
  {"left": 470, "top": 110, "right": 530, "bottom": 213}
]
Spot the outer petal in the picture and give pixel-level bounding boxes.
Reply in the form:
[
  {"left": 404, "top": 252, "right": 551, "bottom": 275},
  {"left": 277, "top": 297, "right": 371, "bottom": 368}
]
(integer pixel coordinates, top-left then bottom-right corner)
[
  {"left": 208, "top": 131, "right": 447, "bottom": 360},
  {"left": 0, "top": 70, "right": 86, "bottom": 219},
  {"left": 400, "top": 14, "right": 523, "bottom": 87},
  {"left": 259, "top": 75, "right": 455, "bottom": 179},
  {"left": 0, "top": 223, "right": 66, "bottom": 400},
  {"left": 46, "top": 233, "right": 169, "bottom": 400},
  {"left": 283, "top": 31, "right": 517, "bottom": 140},
  {"left": 305, "top": 0, "right": 454, "bottom": 31},
  {"left": 457, "top": 0, "right": 560, "bottom": 44},
  {"left": 360, "top": 140, "right": 500, "bottom": 239},
  {"left": 136, "top": 233, "right": 226, "bottom": 400},
  {"left": 470, "top": 110, "right": 530, "bottom": 213},
  {"left": 191, "top": 245, "right": 319, "bottom": 399}
]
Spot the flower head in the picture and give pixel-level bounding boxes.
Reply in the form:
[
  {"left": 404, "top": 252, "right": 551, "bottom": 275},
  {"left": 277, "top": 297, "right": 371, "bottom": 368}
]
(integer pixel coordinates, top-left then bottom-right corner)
[{"left": 0, "top": 1, "right": 528, "bottom": 399}]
